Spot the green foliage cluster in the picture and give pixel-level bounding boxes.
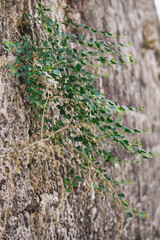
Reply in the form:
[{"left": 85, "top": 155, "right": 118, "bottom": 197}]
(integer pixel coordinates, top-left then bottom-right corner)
[{"left": 4, "top": 1, "right": 155, "bottom": 219}]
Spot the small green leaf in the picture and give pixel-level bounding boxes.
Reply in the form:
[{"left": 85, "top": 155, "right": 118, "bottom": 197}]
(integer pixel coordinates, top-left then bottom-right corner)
[
  {"left": 134, "top": 129, "right": 141, "bottom": 133},
  {"left": 82, "top": 24, "right": 88, "bottom": 29},
  {"left": 66, "top": 48, "right": 72, "bottom": 55},
  {"left": 118, "top": 193, "right": 125, "bottom": 199},
  {"left": 126, "top": 212, "right": 133, "bottom": 218},
  {"left": 107, "top": 117, "right": 113, "bottom": 123},
  {"left": 53, "top": 125, "right": 59, "bottom": 131},
  {"left": 47, "top": 27, "right": 52, "bottom": 33},
  {"left": 72, "top": 182, "right": 78, "bottom": 187},
  {"left": 105, "top": 32, "right": 112, "bottom": 36},
  {"left": 122, "top": 201, "right": 128, "bottom": 207},
  {"left": 34, "top": 114, "right": 41, "bottom": 120},
  {"left": 99, "top": 182, "right": 104, "bottom": 190},
  {"left": 76, "top": 176, "right": 83, "bottom": 182},
  {"left": 114, "top": 180, "right": 120, "bottom": 185},
  {"left": 123, "top": 127, "right": 133, "bottom": 133},
  {"left": 116, "top": 122, "right": 123, "bottom": 128},
  {"left": 70, "top": 169, "right": 74, "bottom": 175},
  {"left": 139, "top": 211, "right": 147, "bottom": 217},
  {"left": 6, "top": 65, "right": 13, "bottom": 69},
  {"left": 76, "top": 64, "right": 82, "bottom": 72},
  {"left": 66, "top": 188, "right": 71, "bottom": 192},
  {"left": 119, "top": 58, "right": 125, "bottom": 63},
  {"left": 74, "top": 136, "right": 83, "bottom": 142},
  {"left": 104, "top": 174, "right": 111, "bottom": 181},
  {"left": 43, "top": 125, "right": 47, "bottom": 130},
  {"left": 15, "top": 72, "right": 21, "bottom": 77},
  {"left": 90, "top": 27, "right": 97, "bottom": 33},
  {"left": 143, "top": 155, "right": 148, "bottom": 159},
  {"left": 110, "top": 58, "right": 117, "bottom": 64}
]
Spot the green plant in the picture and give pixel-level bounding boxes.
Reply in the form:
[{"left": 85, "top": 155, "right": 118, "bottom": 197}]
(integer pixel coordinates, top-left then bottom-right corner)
[{"left": 4, "top": 1, "right": 156, "bottom": 221}]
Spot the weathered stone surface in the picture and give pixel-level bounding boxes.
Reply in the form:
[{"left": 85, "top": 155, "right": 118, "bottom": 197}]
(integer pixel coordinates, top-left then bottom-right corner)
[{"left": 0, "top": 0, "right": 160, "bottom": 239}]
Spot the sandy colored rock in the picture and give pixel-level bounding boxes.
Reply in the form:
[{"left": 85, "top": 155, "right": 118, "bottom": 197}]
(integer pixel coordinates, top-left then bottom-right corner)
[{"left": 0, "top": 0, "right": 160, "bottom": 239}]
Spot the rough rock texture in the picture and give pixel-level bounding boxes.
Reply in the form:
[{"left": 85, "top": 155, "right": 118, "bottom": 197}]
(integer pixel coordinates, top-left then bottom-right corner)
[{"left": 0, "top": 0, "right": 160, "bottom": 239}]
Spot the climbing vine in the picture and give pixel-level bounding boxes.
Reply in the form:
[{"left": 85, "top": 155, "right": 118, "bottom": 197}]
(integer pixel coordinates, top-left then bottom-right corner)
[{"left": 4, "top": 1, "right": 155, "bottom": 221}]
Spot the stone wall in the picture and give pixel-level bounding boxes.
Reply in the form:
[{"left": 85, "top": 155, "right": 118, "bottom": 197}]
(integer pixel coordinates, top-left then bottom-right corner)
[{"left": 0, "top": 0, "right": 160, "bottom": 239}]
